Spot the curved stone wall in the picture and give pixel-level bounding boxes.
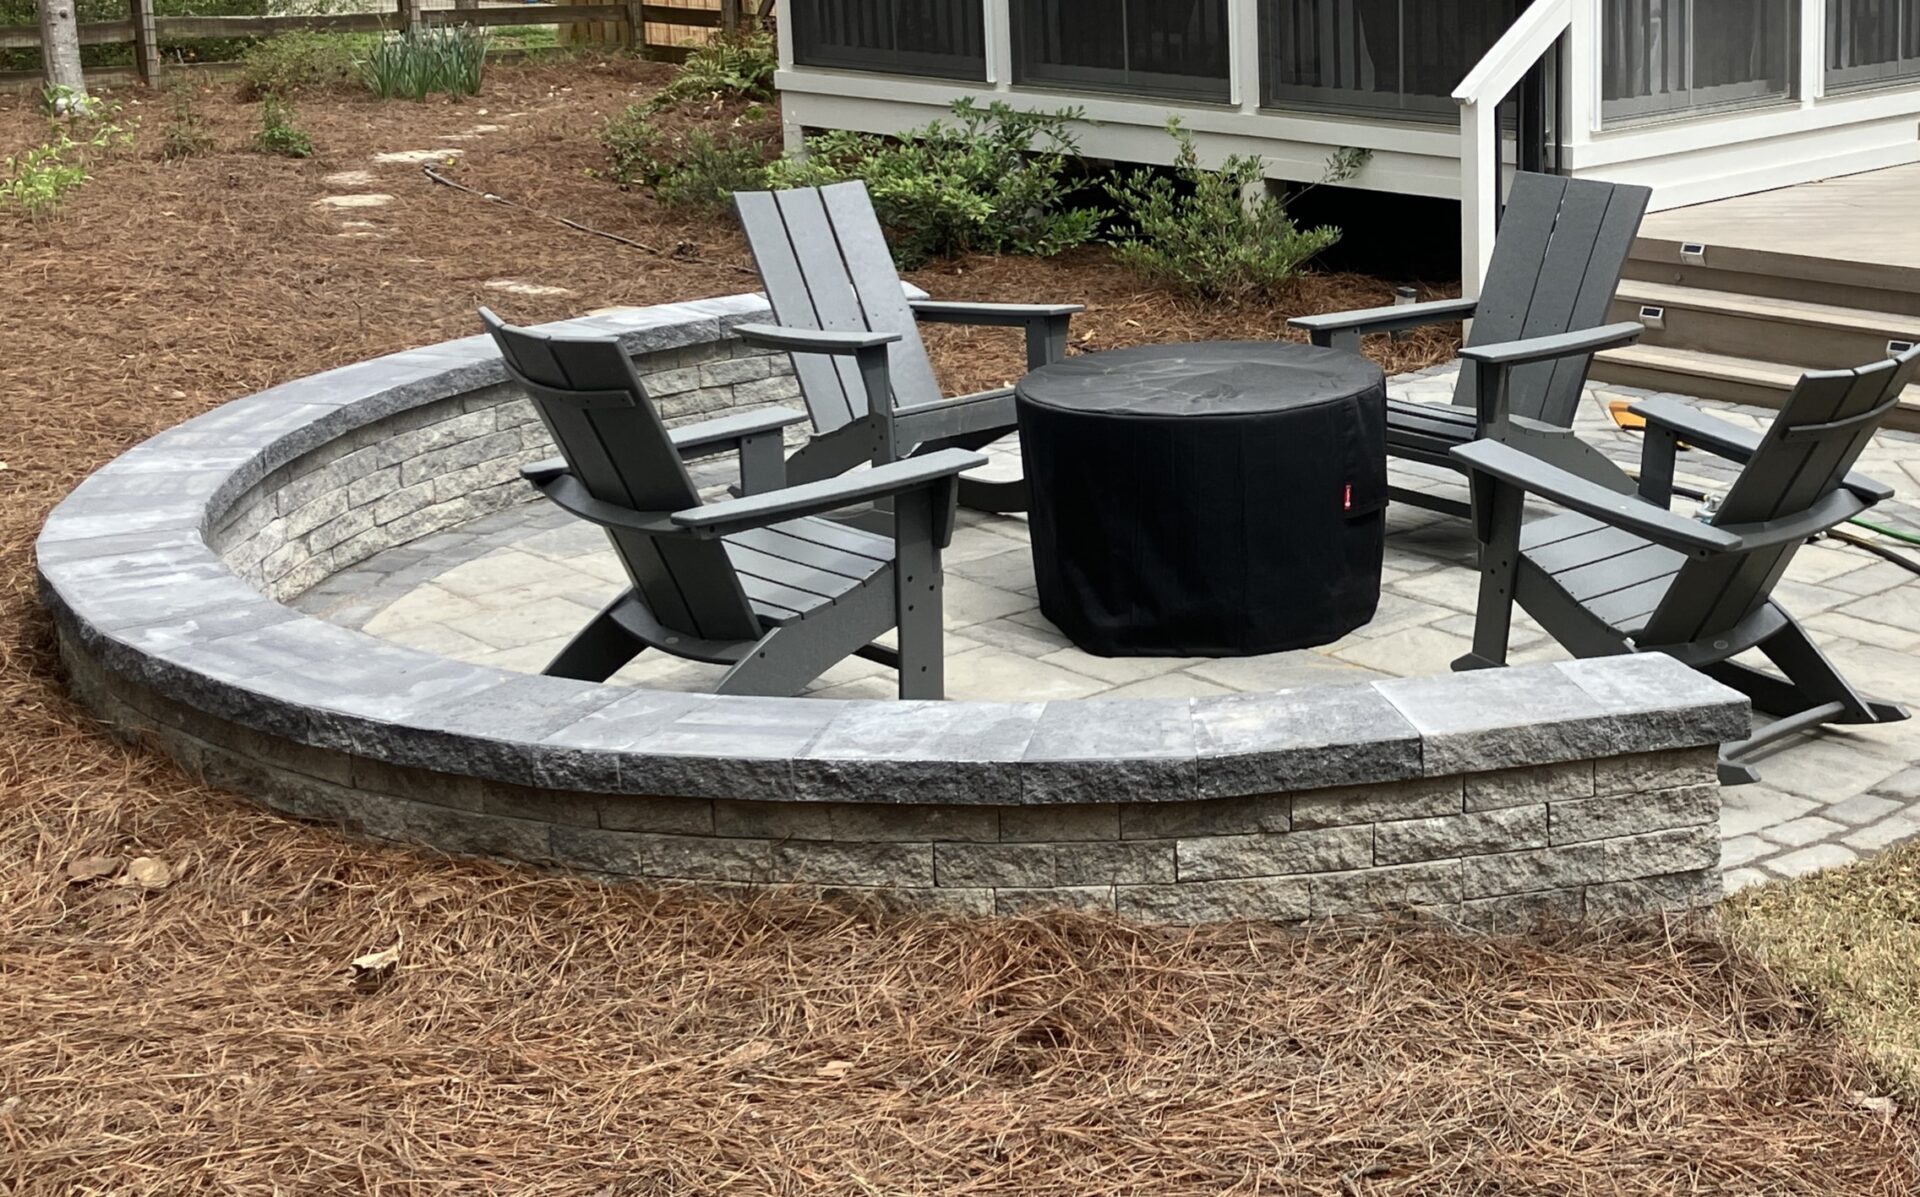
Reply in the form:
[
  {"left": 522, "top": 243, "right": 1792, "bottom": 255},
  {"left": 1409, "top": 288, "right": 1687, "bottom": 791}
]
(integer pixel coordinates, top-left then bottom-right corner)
[{"left": 37, "top": 291, "right": 1751, "bottom": 924}]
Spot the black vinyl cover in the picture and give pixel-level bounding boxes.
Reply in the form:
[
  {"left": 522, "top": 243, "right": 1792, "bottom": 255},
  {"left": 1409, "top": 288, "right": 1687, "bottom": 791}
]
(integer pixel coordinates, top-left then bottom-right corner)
[{"left": 1016, "top": 342, "right": 1388, "bottom": 657}]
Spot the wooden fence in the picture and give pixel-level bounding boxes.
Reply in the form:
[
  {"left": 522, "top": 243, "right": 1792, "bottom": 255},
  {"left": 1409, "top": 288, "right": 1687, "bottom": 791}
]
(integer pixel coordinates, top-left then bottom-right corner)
[{"left": 0, "top": 0, "right": 769, "bottom": 89}]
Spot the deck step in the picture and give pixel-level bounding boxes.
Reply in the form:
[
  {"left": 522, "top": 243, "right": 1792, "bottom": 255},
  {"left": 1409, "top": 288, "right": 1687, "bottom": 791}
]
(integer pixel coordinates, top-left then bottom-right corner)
[
  {"left": 1591, "top": 344, "right": 1920, "bottom": 433},
  {"left": 1626, "top": 236, "right": 1920, "bottom": 317},
  {"left": 1610, "top": 280, "right": 1920, "bottom": 372}
]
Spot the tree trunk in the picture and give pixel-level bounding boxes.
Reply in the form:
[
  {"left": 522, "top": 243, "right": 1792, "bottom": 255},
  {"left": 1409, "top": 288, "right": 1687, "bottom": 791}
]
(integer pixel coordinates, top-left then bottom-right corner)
[{"left": 37, "top": 0, "right": 89, "bottom": 108}]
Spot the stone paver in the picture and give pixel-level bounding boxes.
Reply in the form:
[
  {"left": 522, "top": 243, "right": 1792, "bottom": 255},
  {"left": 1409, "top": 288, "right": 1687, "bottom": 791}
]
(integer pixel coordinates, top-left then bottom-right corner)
[{"left": 294, "top": 367, "right": 1920, "bottom": 892}]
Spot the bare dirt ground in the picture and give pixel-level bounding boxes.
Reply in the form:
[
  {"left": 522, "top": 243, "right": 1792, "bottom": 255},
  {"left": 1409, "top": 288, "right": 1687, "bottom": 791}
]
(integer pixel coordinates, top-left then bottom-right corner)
[{"left": 2, "top": 55, "right": 1917, "bottom": 1194}]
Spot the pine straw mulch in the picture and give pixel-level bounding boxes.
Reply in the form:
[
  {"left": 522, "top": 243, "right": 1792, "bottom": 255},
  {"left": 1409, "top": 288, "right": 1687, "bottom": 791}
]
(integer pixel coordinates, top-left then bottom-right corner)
[{"left": 2, "top": 55, "right": 1917, "bottom": 1194}]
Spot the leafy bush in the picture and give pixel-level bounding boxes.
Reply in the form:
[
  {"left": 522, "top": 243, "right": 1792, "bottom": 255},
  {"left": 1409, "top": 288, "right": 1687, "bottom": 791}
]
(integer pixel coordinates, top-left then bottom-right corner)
[
  {"left": 602, "top": 104, "right": 774, "bottom": 213},
  {"left": 158, "top": 84, "right": 214, "bottom": 161},
  {"left": 0, "top": 110, "right": 127, "bottom": 219},
  {"left": 0, "top": 141, "right": 91, "bottom": 220},
  {"left": 253, "top": 96, "right": 313, "bottom": 158},
  {"left": 650, "top": 31, "right": 776, "bottom": 110},
  {"left": 238, "top": 30, "right": 368, "bottom": 100},
  {"left": 764, "top": 100, "right": 1103, "bottom": 268},
  {"left": 1103, "top": 121, "right": 1339, "bottom": 301},
  {"left": 361, "top": 24, "right": 489, "bottom": 101}
]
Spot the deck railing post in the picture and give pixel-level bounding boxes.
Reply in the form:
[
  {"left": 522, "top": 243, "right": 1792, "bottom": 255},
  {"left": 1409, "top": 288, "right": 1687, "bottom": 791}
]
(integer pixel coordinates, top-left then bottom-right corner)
[
  {"left": 129, "top": 0, "right": 159, "bottom": 85},
  {"left": 1459, "top": 98, "right": 1499, "bottom": 298}
]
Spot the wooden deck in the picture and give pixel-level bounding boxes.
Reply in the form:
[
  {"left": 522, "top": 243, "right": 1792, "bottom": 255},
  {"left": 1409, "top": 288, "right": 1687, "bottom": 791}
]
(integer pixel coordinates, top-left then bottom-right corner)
[
  {"left": 1639, "top": 162, "right": 1920, "bottom": 290},
  {"left": 1597, "top": 162, "right": 1920, "bottom": 424}
]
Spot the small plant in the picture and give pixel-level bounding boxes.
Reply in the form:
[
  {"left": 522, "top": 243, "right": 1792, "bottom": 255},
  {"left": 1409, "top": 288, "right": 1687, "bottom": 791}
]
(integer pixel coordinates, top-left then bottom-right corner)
[
  {"left": 602, "top": 105, "right": 774, "bottom": 212},
  {"left": 765, "top": 99, "right": 1104, "bottom": 268},
  {"left": 0, "top": 140, "right": 91, "bottom": 220},
  {"left": 158, "top": 84, "right": 214, "bottom": 161},
  {"left": 1, "top": 98, "right": 132, "bottom": 220},
  {"left": 361, "top": 25, "right": 491, "bottom": 101},
  {"left": 1103, "top": 120, "right": 1340, "bottom": 302},
  {"left": 649, "top": 30, "right": 776, "bottom": 110},
  {"left": 253, "top": 96, "right": 314, "bottom": 158},
  {"left": 40, "top": 82, "right": 93, "bottom": 118},
  {"left": 238, "top": 31, "right": 369, "bottom": 100}
]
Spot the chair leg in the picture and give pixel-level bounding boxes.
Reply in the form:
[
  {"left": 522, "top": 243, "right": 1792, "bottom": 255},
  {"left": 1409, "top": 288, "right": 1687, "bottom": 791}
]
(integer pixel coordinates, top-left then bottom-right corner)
[
  {"left": 1709, "top": 614, "right": 1909, "bottom": 785},
  {"left": 542, "top": 591, "right": 647, "bottom": 683},
  {"left": 1502, "top": 424, "right": 1636, "bottom": 494},
  {"left": 892, "top": 488, "right": 945, "bottom": 700},
  {"left": 715, "top": 578, "right": 899, "bottom": 697},
  {"left": 913, "top": 429, "right": 1027, "bottom": 515},
  {"left": 1453, "top": 475, "right": 1524, "bottom": 672}
]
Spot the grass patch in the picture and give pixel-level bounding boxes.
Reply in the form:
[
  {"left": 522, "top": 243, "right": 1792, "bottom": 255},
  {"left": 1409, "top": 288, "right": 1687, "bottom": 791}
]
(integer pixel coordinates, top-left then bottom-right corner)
[{"left": 1726, "top": 837, "right": 1920, "bottom": 1104}]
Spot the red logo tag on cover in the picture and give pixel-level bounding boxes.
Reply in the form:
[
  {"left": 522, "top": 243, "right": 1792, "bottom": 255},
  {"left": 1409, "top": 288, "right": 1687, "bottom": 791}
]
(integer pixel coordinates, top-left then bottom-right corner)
[{"left": 1343, "top": 483, "right": 1353, "bottom": 512}]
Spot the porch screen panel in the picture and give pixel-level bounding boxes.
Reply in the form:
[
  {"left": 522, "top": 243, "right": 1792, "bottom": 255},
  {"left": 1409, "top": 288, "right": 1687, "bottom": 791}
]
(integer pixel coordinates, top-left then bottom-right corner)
[
  {"left": 1013, "top": 0, "right": 1232, "bottom": 101},
  {"left": 791, "top": 0, "right": 988, "bottom": 80},
  {"left": 1261, "top": 0, "right": 1519, "bottom": 117},
  {"left": 1602, "top": 0, "right": 1795, "bottom": 121},
  {"left": 1828, "top": 0, "right": 1920, "bottom": 90}
]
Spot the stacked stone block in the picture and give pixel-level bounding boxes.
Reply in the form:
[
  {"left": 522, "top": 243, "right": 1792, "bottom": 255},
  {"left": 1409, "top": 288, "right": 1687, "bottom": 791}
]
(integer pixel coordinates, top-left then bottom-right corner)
[
  {"left": 212, "top": 339, "right": 801, "bottom": 602},
  {"left": 69, "top": 635, "right": 1721, "bottom": 927}
]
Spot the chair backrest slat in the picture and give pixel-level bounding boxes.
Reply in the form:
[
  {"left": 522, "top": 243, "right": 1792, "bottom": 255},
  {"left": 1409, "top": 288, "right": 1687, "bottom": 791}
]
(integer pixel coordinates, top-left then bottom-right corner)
[
  {"left": 481, "top": 309, "right": 761, "bottom": 643},
  {"left": 1640, "top": 347, "right": 1919, "bottom": 646},
  {"left": 1456, "top": 173, "right": 1652, "bottom": 427},
  {"left": 736, "top": 189, "right": 865, "bottom": 432},
  {"left": 736, "top": 180, "right": 945, "bottom": 431},
  {"left": 817, "top": 180, "right": 944, "bottom": 408}
]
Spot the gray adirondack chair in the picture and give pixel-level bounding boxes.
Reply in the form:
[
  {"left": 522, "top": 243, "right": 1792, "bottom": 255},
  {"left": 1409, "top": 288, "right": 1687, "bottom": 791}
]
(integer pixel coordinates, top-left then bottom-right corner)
[
  {"left": 1291, "top": 172, "right": 1653, "bottom": 517},
  {"left": 1451, "top": 345, "right": 1920, "bottom": 784},
  {"left": 733, "top": 180, "right": 1083, "bottom": 514},
  {"left": 481, "top": 309, "right": 986, "bottom": 699}
]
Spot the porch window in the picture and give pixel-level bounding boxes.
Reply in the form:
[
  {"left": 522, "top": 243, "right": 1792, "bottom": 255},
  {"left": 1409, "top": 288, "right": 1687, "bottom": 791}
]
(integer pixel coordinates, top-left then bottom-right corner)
[
  {"left": 790, "top": 0, "right": 989, "bottom": 81},
  {"left": 1012, "top": 0, "right": 1233, "bottom": 102},
  {"left": 1260, "top": 0, "right": 1521, "bottom": 118},
  {"left": 1602, "top": 0, "right": 1797, "bottom": 122},
  {"left": 1827, "top": 0, "right": 1920, "bottom": 91}
]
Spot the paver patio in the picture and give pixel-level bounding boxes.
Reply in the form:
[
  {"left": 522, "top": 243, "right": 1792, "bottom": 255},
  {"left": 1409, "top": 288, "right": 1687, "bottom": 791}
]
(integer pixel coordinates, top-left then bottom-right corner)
[{"left": 294, "top": 366, "right": 1920, "bottom": 891}]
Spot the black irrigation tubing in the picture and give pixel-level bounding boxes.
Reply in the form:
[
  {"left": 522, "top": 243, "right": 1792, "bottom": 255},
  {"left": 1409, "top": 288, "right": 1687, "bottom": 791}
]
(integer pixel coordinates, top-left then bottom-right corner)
[{"left": 420, "top": 164, "right": 757, "bottom": 276}]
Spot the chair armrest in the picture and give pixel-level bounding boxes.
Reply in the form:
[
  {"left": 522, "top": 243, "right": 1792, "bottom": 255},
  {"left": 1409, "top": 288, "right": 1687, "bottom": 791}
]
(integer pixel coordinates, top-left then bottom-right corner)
[
  {"left": 522, "top": 470, "right": 679, "bottom": 534},
  {"left": 1451, "top": 440, "right": 1742, "bottom": 555},
  {"left": 1289, "top": 297, "right": 1480, "bottom": 347},
  {"left": 1458, "top": 322, "right": 1644, "bottom": 368},
  {"left": 909, "top": 300, "right": 1084, "bottom": 325},
  {"left": 1461, "top": 322, "right": 1645, "bottom": 435},
  {"left": 1632, "top": 395, "right": 1898, "bottom": 504},
  {"left": 734, "top": 323, "right": 900, "bottom": 354},
  {"left": 672, "top": 449, "right": 989, "bottom": 537},
  {"left": 669, "top": 406, "right": 807, "bottom": 453},
  {"left": 910, "top": 300, "right": 1081, "bottom": 368}
]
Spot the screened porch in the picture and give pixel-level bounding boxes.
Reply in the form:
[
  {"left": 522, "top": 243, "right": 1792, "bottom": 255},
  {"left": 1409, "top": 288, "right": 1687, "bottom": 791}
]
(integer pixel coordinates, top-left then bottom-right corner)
[{"left": 782, "top": 1, "right": 1914, "bottom": 125}]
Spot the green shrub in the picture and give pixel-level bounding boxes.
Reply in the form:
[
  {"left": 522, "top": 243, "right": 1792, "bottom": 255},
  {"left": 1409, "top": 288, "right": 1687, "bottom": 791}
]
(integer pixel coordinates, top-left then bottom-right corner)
[
  {"left": 361, "top": 24, "right": 490, "bottom": 101},
  {"left": 602, "top": 105, "right": 773, "bottom": 213},
  {"left": 1103, "top": 120, "right": 1339, "bottom": 301},
  {"left": 0, "top": 108, "right": 126, "bottom": 219},
  {"left": 158, "top": 84, "right": 214, "bottom": 161},
  {"left": 0, "top": 141, "right": 92, "bottom": 220},
  {"left": 650, "top": 31, "right": 776, "bottom": 110},
  {"left": 253, "top": 95, "right": 313, "bottom": 158},
  {"left": 238, "top": 31, "right": 368, "bottom": 100},
  {"left": 764, "top": 99, "right": 1103, "bottom": 268}
]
